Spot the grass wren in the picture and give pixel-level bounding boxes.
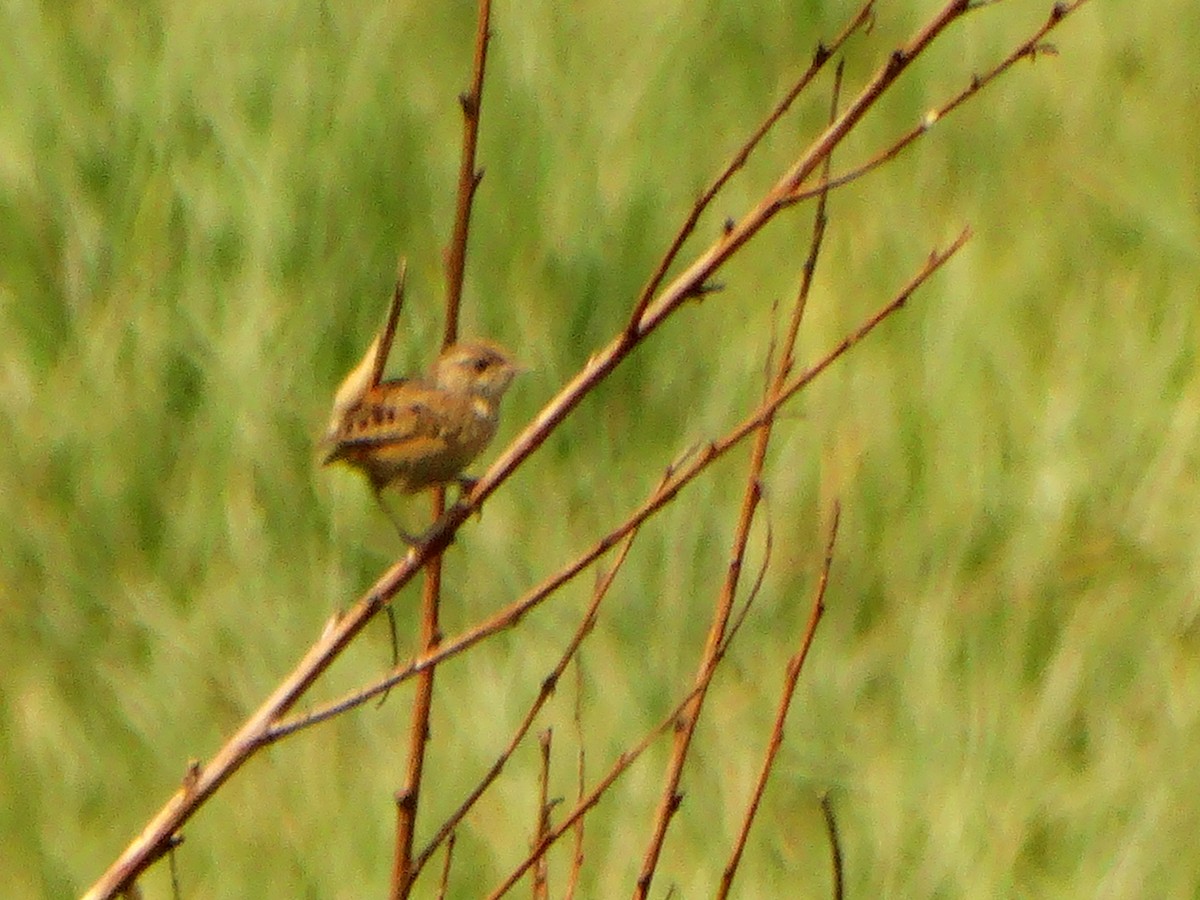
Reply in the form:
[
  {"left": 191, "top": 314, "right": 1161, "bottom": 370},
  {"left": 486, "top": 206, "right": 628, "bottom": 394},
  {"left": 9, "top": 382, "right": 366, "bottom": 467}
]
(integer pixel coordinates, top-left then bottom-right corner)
[{"left": 322, "top": 341, "right": 519, "bottom": 502}]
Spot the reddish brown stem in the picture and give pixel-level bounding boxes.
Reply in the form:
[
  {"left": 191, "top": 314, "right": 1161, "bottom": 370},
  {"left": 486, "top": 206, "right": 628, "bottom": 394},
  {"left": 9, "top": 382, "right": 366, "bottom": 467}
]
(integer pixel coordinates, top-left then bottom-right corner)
[
  {"left": 624, "top": 0, "right": 874, "bottom": 334},
  {"left": 532, "top": 729, "right": 553, "bottom": 899},
  {"left": 635, "top": 62, "right": 843, "bottom": 898},
  {"left": 390, "top": 491, "right": 445, "bottom": 900},
  {"left": 394, "top": 0, "right": 493, "bottom": 893},
  {"left": 718, "top": 504, "right": 841, "bottom": 899},
  {"left": 443, "top": 0, "right": 493, "bottom": 343},
  {"left": 409, "top": 526, "right": 640, "bottom": 880}
]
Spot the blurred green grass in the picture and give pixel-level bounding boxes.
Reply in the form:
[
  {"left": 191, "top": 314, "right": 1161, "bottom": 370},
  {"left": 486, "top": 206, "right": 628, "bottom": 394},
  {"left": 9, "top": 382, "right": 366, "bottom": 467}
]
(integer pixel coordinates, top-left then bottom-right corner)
[{"left": 3, "top": 0, "right": 1198, "bottom": 896}]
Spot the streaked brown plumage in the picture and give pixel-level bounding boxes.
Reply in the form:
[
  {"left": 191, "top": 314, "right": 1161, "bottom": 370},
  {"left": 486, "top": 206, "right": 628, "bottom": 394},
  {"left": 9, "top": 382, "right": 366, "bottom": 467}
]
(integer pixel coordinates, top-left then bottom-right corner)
[{"left": 322, "top": 341, "right": 519, "bottom": 495}]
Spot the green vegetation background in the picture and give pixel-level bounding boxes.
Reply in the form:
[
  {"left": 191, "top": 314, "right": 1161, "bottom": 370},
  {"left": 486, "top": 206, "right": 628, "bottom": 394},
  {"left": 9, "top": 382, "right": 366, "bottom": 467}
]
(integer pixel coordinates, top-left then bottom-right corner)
[{"left": 2, "top": 1, "right": 1196, "bottom": 896}]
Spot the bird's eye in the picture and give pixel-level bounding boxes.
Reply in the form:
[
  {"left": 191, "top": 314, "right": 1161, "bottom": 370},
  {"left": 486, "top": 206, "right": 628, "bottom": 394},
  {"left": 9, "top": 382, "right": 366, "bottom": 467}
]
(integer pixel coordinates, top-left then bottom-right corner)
[{"left": 473, "top": 358, "right": 490, "bottom": 373}]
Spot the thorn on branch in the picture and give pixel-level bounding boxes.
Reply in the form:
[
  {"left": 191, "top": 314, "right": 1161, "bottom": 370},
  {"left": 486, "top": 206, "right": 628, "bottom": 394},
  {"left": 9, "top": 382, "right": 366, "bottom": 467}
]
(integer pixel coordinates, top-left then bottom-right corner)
[
  {"left": 471, "top": 168, "right": 485, "bottom": 192},
  {"left": 668, "top": 791, "right": 684, "bottom": 815},
  {"left": 542, "top": 673, "right": 560, "bottom": 694},
  {"left": 1050, "top": 2, "right": 1068, "bottom": 23},
  {"left": 396, "top": 789, "right": 417, "bottom": 814},
  {"left": 691, "top": 281, "right": 724, "bottom": 301},
  {"left": 812, "top": 41, "right": 830, "bottom": 66},
  {"left": 181, "top": 760, "right": 201, "bottom": 793},
  {"left": 723, "top": 217, "right": 736, "bottom": 235},
  {"left": 459, "top": 91, "right": 479, "bottom": 116},
  {"left": 1030, "top": 41, "right": 1060, "bottom": 60}
]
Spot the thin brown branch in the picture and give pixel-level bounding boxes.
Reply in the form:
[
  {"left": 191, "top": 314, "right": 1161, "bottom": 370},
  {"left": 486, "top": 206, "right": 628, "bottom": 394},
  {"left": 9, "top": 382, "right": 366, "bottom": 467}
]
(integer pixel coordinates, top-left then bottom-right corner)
[
  {"left": 624, "top": 0, "right": 874, "bottom": 333},
  {"left": 409, "top": 526, "right": 641, "bottom": 880},
  {"left": 564, "top": 661, "right": 586, "bottom": 900},
  {"left": 435, "top": 831, "right": 457, "bottom": 900},
  {"left": 394, "top": 1, "right": 494, "bottom": 892},
  {"left": 391, "top": 522, "right": 444, "bottom": 900},
  {"left": 443, "top": 0, "right": 493, "bottom": 340},
  {"left": 532, "top": 729, "right": 553, "bottom": 900},
  {"left": 452, "top": 1, "right": 1018, "bottom": 555},
  {"left": 722, "top": 492, "right": 775, "bottom": 657},
  {"left": 718, "top": 503, "right": 841, "bottom": 899},
  {"left": 782, "top": 0, "right": 1094, "bottom": 208},
  {"left": 634, "top": 63, "right": 844, "bottom": 896},
  {"left": 486, "top": 684, "right": 707, "bottom": 900}
]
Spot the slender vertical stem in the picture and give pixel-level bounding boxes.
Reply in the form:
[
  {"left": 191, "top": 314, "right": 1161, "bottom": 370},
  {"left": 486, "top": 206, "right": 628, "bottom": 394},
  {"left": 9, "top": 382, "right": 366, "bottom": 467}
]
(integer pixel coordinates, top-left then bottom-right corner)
[{"left": 393, "top": 2, "right": 493, "bottom": 894}]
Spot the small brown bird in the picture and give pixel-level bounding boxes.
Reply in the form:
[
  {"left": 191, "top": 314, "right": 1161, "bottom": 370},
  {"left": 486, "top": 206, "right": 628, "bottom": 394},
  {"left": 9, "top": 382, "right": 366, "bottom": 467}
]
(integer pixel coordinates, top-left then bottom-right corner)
[{"left": 322, "top": 340, "right": 519, "bottom": 505}]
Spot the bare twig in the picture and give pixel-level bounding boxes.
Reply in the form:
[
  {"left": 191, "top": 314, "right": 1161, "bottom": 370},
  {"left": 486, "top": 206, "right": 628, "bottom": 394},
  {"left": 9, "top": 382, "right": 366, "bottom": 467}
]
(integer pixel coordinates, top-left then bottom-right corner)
[
  {"left": 532, "top": 729, "right": 553, "bottom": 899},
  {"left": 718, "top": 504, "right": 841, "bottom": 899},
  {"left": 409, "top": 526, "right": 641, "bottom": 880},
  {"left": 782, "top": 0, "right": 1093, "bottom": 209},
  {"left": 393, "top": 2, "right": 494, "bottom": 894},
  {"left": 486, "top": 685, "right": 707, "bottom": 900},
  {"left": 635, "top": 61, "right": 843, "bottom": 897},
  {"left": 564, "top": 661, "right": 587, "bottom": 900},
  {"left": 443, "top": 0, "right": 493, "bottom": 338},
  {"left": 435, "top": 831, "right": 457, "bottom": 900},
  {"left": 722, "top": 492, "right": 776, "bottom": 657},
  {"left": 391, "top": 522, "right": 444, "bottom": 900},
  {"left": 624, "top": 1, "right": 874, "bottom": 333}
]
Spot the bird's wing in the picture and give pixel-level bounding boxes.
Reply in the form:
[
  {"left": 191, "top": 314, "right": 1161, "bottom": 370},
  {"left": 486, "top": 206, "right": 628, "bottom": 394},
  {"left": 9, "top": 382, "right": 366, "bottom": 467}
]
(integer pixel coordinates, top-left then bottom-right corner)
[{"left": 323, "top": 382, "right": 449, "bottom": 461}]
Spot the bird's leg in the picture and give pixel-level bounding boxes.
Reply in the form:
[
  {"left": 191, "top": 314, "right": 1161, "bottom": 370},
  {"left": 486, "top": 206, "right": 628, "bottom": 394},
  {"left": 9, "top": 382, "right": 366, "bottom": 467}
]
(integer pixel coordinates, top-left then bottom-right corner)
[
  {"left": 369, "top": 482, "right": 408, "bottom": 708},
  {"left": 371, "top": 483, "right": 422, "bottom": 547},
  {"left": 453, "top": 474, "right": 485, "bottom": 521}
]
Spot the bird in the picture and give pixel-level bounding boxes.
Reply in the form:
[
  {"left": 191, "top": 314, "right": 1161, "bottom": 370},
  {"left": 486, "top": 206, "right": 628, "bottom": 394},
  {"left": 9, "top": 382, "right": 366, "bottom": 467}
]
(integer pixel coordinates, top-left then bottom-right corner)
[{"left": 322, "top": 340, "right": 519, "bottom": 540}]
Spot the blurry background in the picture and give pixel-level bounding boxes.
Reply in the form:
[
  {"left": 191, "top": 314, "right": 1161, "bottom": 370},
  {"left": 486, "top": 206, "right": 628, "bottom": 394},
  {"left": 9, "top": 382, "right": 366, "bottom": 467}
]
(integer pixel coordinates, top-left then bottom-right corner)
[{"left": 2, "top": 0, "right": 1196, "bottom": 896}]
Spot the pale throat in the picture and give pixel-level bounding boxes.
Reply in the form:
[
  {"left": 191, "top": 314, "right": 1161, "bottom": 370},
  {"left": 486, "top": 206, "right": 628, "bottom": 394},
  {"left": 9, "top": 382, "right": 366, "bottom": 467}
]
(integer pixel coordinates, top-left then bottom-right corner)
[{"left": 471, "top": 396, "right": 493, "bottom": 419}]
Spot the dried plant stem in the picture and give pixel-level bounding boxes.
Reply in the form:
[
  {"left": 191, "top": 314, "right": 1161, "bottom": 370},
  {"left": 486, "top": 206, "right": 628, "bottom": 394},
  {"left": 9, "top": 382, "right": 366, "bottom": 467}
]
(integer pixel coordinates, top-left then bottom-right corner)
[
  {"left": 532, "top": 729, "right": 553, "bottom": 899},
  {"left": 391, "top": 523, "right": 444, "bottom": 900},
  {"left": 461, "top": 1, "right": 1080, "bottom": 534},
  {"left": 393, "top": 2, "right": 493, "bottom": 894},
  {"left": 443, "top": 0, "right": 492, "bottom": 339},
  {"left": 408, "top": 528, "right": 641, "bottom": 881},
  {"left": 717, "top": 504, "right": 841, "bottom": 899},
  {"left": 564, "top": 662, "right": 587, "bottom": 900},
  {"left": 487, "top": 684, "right": 707, "bottom": 900},
  {"left": 625, "top": 0, "right": 874, "bottom": 331},
  {"left": 635, "top": 64, "right": 843, "bottom": 896},
  {"left": 784, "top": 0, "right": 1092, "bottom": 208},
  {"left": 435, "top": 831, "right": 457, "bottom": 900}
]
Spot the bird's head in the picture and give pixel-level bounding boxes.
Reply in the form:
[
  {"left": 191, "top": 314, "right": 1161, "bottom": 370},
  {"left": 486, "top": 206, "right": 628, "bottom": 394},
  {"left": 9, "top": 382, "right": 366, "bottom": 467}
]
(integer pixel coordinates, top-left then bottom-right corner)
[{"left": 433, "top": 340, "right": 520, "bottom": 403}]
